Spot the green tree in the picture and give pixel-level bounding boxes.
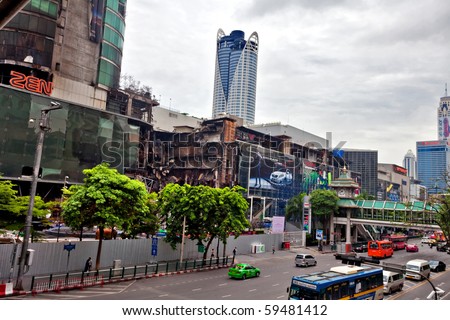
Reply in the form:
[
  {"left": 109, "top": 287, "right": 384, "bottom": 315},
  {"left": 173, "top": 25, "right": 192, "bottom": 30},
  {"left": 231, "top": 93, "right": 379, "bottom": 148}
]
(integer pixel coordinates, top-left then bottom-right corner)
[
  {"left": 355, "top": 190, "right": 376, "bottom": 200},
  {"left": 0, "top": 178, "right": 51, "bottom": 234},
  {"left": 62, "top": 163, "right": 154, "bottom": 270},
  {"left": 310, "top": 189, "right": 340, "bottom": 243},
  {"left": 430, "top": 196, "right": 450, "bottom": 246},
  {"left": 159, "top": 184, "right": 249, "bottom": 259},
  {"left": 286, "top": 192, "right": 306, "bottom": 223},
  {"left": 211, "top": 186, "right": 250, "bottom": 259}
]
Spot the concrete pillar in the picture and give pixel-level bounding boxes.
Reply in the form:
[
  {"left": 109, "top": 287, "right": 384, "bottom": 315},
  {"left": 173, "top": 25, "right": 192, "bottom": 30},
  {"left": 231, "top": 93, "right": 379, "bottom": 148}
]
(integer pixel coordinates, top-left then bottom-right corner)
[
  {"left": 345, "top": 208, "right": 352, "bottom": 253},
  {"left": 329, "top": 213, "right": 335, "bottom": 245}
]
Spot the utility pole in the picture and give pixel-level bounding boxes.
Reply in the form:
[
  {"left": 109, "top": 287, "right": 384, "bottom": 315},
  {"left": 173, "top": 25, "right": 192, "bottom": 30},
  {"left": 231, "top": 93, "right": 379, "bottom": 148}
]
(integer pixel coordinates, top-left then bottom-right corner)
[
  {"left": 179, "top": 215, "right": 186, "bottom": 265},
  {"left": 57, "top": 175, "right": 69, "bottom": 242},
  {"left": 14, "top": 102, "right": 62, "bottom": 291}
]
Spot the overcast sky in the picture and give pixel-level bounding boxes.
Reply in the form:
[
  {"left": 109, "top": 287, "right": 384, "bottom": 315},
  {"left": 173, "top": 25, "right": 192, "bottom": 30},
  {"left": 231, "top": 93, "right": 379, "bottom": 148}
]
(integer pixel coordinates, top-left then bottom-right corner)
[{"left": 121, "top": 0, "right": 450, "bottom": 165}]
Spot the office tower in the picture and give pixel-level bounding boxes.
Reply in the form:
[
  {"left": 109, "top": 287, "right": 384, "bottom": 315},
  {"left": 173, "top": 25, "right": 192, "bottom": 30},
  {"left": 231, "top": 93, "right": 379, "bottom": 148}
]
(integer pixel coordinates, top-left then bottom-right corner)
[
  {"left": 437, "top": 95, "right": 450, "bottom": 140},
  {"left": 403, "top": 149, "right": 418, "bottom": 180},
  {"left": 341, "top": 149, "right": 378, "bottom": 197},
  {"left": 416, "top": 140, "right": 450, "bottom": 194},
  {"left": 212, "top": 29, "right": 259, "bottom": 125}
]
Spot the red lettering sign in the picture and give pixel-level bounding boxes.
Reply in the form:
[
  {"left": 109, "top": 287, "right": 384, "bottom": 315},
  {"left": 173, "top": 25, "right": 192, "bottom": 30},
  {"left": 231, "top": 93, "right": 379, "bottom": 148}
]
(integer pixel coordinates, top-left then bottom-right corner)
[
  {"left": 9, "top": 70, "right": 53, "bottom": 96},
  {"left": 393, "top": 165, "right": 407, "bottom": 175}
]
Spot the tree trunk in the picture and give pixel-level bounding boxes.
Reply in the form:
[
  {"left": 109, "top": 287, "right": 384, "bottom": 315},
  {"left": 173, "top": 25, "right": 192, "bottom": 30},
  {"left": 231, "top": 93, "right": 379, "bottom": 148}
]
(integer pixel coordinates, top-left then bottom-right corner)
[{"left": 95, "top": 227, "right": 104, "bottom": 270}]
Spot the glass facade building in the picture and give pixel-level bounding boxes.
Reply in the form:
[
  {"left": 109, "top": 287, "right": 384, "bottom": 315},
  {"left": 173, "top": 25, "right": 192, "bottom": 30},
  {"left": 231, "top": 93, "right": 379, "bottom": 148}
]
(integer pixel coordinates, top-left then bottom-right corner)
[
  {"left": 416, "top": 140, "right": 450, "bottom": 194},
  {"left": 212, "top": 29, "right": 259, "bottom": 125},
  {"left": 0, "top": 86, "right": 151, "bottom": 190},
  {"left": 341, "top": 149, "right": 378, "bottom": 197},
  {"left": 97, "top": 0, "right": 127, "bottom": 89}
]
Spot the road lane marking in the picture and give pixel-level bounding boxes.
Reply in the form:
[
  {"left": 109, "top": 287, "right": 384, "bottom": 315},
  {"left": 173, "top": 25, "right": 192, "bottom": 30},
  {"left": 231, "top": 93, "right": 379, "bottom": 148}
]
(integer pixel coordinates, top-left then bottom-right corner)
[
  {"left": 277, "top": 295, "right": 285, "bottom": 299},
  {"left": 222, "top": 294, "right": 232, "bottom": 298},
  {"left": 159, "top": 294, "right": 168, "bottom": 297},
  {"left": 218, "top": 283, "right": 227, "bottom": 286},
  {"left": 272, "top": 283, "right": 280, "bottom": 287},
  {"left": 249, "top": 289, "right": 256, "bottom": 292},
  {"left": 192, "top": 288, "right": 202, "bottom": 291}
]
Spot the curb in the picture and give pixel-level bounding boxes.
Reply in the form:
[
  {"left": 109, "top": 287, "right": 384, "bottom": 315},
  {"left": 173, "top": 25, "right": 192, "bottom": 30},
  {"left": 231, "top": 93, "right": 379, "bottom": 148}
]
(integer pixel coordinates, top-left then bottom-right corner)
[{"left": 6, "top": 264, "right": 229, "bottom": 297}]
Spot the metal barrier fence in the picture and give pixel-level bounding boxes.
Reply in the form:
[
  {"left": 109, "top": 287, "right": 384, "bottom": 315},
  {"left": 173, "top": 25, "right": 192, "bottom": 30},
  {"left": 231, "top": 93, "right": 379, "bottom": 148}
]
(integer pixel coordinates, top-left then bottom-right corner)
[{"left": 29, "top": 255, "right": 234, "bottom": 293}]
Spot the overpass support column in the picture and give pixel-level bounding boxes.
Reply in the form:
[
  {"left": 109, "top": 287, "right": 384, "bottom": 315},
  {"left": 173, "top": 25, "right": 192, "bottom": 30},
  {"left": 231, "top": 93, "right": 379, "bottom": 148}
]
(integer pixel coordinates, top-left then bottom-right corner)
[
  {"left": 329, "top": 213, "right": 334, "bottom": 245},
  {"left": 345, "top": 209, "right": 352, "bottom": 253}
]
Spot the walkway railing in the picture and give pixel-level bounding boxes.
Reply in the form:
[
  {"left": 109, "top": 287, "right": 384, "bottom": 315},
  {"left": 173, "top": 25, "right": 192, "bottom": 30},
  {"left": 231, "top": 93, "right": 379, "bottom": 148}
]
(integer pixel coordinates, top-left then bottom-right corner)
[{"left": 29, "top": 255, "right": 234, "bottom": 294}]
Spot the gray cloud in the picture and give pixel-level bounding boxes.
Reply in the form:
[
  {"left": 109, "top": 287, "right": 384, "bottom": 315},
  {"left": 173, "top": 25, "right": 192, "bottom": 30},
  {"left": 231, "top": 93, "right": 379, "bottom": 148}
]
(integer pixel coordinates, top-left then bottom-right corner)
[{"left": 122, "top": 0, "right": 450, "bottom": 165}]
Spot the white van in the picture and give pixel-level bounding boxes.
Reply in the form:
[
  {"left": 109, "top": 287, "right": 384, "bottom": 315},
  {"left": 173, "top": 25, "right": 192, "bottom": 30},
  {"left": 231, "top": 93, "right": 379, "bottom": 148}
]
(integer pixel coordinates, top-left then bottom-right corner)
[
  {"left": 383, "top": 270, "right": 404, "bottom": 294},
  {"left": 405, "top": 259, "right": 430, "bottom": 280}
]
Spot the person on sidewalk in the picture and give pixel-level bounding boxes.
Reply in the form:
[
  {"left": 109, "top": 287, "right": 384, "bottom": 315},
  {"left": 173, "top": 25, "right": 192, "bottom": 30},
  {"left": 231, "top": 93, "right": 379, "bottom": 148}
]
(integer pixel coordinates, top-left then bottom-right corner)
[{"left": 84, "top": 257, "right": 92, "bottom": 274}]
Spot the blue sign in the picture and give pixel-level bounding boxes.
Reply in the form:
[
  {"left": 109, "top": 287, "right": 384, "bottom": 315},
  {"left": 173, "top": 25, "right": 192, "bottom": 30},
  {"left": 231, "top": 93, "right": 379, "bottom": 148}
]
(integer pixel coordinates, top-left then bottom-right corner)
[
  {"left": 151, "top": 237, "right": 158, "bottom": 256},
  {"left": 63, "top": 243, "right": 76, "bottom": 251}
]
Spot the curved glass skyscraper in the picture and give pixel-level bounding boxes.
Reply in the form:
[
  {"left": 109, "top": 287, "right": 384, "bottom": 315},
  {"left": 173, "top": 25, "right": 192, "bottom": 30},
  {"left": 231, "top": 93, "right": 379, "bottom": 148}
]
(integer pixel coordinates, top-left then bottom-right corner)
[{"left": 212, "top": 29, "right": 259, "bottom": 125}]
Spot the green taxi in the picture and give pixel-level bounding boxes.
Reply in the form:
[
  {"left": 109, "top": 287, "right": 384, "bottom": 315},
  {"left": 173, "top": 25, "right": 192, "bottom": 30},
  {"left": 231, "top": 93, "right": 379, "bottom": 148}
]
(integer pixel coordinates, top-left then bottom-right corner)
[{"left": 228, "top": 263, "right": 260, "bottom": 279}]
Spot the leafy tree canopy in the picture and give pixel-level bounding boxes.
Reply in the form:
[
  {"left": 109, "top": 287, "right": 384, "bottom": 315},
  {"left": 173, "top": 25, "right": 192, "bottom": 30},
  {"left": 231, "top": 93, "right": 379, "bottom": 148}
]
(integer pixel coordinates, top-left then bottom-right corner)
[
  {"left": 310, "top": 189, "right": 340, "bottom": 217},
  {"left": 159, "top": 183, "right": 249, "bottom": 258}
]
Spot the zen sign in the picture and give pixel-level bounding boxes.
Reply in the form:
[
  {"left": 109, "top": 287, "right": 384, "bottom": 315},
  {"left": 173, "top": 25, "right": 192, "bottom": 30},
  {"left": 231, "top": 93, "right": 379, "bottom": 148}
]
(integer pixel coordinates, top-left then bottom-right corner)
[{"left": 9, "top": 70, "right": 53, "bottom": 96}]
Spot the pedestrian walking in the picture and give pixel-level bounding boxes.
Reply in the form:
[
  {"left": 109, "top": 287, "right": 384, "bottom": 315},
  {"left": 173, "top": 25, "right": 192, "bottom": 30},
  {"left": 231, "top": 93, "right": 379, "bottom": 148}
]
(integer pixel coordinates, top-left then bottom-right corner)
[
  {"left": 211, "top": 248, "right": 215, "bottom": 258},
  {"left": 84, "top": 257, "right": 92, "bottom": 274},
  {"left": 272, "top": 245, "right": 275, "bottom": 254},
  {"left": 233, "top": 247, "right": 237, "bottom": 257}
]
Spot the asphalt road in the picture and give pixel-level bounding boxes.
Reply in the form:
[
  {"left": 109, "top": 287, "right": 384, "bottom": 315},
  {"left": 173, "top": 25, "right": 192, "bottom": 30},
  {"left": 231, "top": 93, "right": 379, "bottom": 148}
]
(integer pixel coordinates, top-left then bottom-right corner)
[{"left": 6, "top": 238, "right": 450, "bottom": 300}]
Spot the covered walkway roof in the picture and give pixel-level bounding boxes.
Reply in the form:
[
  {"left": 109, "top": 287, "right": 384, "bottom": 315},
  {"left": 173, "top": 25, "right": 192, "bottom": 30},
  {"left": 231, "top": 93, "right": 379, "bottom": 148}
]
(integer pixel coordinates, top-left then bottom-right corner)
[{"left": 354, "top": 200, "right": 437, "bottom": 212}]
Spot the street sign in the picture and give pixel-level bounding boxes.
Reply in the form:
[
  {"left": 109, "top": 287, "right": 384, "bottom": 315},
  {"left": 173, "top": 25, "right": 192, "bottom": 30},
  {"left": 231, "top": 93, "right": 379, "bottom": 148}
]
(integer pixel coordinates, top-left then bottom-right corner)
[
  {"left": 151, "top": 237, "right": 158, "bottom": 256},
  {"left": 63, "top": 243, "right": 76, "bottom": 251}
]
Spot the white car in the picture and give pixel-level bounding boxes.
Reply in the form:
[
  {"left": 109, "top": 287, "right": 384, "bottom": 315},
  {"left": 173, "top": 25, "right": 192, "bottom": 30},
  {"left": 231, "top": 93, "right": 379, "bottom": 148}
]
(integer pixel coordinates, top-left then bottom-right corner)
[{"left": 269, "top": 169, "right": 293, "bottom": 186}]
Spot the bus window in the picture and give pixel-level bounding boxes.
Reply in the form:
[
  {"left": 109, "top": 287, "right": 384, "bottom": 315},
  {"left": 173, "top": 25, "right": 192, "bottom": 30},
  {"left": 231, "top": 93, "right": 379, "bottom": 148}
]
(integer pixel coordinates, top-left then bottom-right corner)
[
  {"left": 340, "top": 281, "right": 349, "bottom": 298},
  {"left": 370, "top": 242, "right": 378, "bottom": 249},
  {"left": 332, "top": 284, "right": 340, "bottom": 300}
]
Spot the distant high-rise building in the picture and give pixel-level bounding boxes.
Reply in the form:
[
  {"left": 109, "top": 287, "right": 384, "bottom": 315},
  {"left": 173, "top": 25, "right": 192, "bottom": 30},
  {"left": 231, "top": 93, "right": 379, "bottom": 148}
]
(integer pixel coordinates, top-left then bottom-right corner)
[
  {"left": 403, "top": 149, "right": 418, "bottom": 180},
  {"left": 212, "top": 29, "right": 259, "bottom": 125},
  {"left": 416, "top": 140, "right": 450, "bottom": 194},
  {"left": 341, "top": 149, "right": 378, "bottom": 197},
  {"left": 437, "top": 93, "right": 450, "bottom": 140}
]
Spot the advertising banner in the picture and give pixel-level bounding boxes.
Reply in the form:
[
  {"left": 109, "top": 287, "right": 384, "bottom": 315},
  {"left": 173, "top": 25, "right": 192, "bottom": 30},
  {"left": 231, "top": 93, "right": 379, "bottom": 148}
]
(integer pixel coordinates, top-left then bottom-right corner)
[
  {"left": 238, "top": 142, "right": 300, "bottom": 199},
  {"left": 271, "top": 216, "right": 285, "bottom": 234}
]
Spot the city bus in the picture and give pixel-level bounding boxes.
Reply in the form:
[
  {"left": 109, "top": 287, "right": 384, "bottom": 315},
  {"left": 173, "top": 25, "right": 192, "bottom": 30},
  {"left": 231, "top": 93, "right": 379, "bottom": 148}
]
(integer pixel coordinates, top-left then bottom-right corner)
[
  {"left": 287, "top": 265, "right": 384, "bottom": 300},
  {"left": 368, "top": 240, "right": 394, "bottom": 258},
  {"left": 382, "top": 234, "right": 407, "bottom": 250}
]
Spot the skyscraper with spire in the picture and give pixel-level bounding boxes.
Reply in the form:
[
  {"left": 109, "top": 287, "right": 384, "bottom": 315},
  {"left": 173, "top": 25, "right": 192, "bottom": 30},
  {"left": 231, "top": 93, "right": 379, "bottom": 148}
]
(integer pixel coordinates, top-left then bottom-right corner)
[
  {"left": 437, "top": 83, "right": 450, "bottom": 140},
  {"left": 403, "top": 149, "right": 417, "bottom": 180},
  {"left": 212, "top": 29, "right": 259, "bottom": 125}
]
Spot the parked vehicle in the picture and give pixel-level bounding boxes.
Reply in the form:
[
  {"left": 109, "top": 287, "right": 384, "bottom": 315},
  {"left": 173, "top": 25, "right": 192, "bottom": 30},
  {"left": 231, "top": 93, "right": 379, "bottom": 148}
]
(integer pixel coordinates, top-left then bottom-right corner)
[
  {"left": 406, "top": 243, "right": 419, "bottom": 252},
  {"left": 228, "top": 263, "right": 260, "bottom": 279},
  {"left": 436, "top": 242, "right": 448, "bottom": 252},
  {"left": 429, "top": 260, "right": 446, "bottom": 272},
  {"left": 405, "top": 259, "right": 430, "bottom": 280},
  {"left": 383, "top": 270, "right": 404, "bottom": 294},
  {"left": 421, "top": 237, "right": 433, "bottom": 244},
  {"left": 353, "top": 243, "right": 368, "bottom": 253},
  {"left": 295, "top": 254, "right": 317, "bottom": 267}
]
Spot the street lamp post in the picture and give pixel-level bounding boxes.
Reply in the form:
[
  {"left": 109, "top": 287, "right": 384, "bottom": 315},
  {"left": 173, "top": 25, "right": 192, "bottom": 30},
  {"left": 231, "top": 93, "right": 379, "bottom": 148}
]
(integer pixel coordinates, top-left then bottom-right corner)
[
  {"left": 14, "top": 102, "right": 62, "bottom": 291},
  {"left": 57, "top": 175, "right": 69, "bottom": 242}
]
